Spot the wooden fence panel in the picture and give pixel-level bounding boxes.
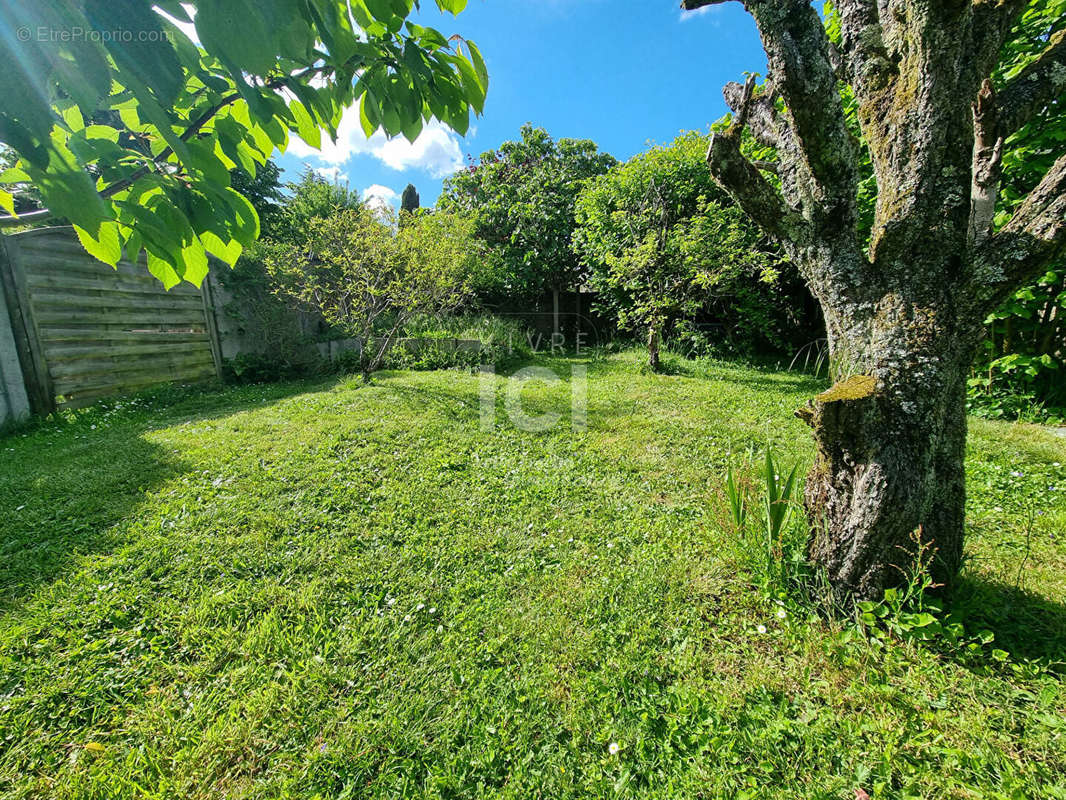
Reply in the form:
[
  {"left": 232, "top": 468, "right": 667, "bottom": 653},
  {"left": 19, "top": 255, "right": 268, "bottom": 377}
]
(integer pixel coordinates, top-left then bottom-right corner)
[{"left": 2, "top": 227, "right": 221, "bottom": 412}]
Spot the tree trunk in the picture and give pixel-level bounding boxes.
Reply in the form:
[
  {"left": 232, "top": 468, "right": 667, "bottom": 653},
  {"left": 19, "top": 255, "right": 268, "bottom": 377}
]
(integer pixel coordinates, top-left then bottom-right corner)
[
  {"left": 647, "top": 326, "right": 660, "bottom": 371},
  {"left": 801, "top": 311, "right": 979, "bottom": 600},
  {"left": 689, "top": 0, "right": 1066, "bottom": 602}
]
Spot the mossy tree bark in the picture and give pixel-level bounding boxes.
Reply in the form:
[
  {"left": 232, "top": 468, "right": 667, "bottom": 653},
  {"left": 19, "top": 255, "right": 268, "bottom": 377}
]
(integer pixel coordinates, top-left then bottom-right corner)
[{"left": 683, "top": 0, "right": 1066, "bottom": 601}]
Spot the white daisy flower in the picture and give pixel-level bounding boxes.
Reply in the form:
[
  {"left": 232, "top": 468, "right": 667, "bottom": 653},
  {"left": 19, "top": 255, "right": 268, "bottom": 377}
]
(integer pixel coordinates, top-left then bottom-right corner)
[
  {"left": 756, "top": 624, "right": 768, "bottom": 634},
  {"left": 608, "top": 742, "right": 620, "bottom": 755}
]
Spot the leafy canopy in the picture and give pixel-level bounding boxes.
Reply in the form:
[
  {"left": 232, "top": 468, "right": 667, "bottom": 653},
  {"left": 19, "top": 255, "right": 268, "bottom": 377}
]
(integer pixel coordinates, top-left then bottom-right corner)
[
  {"left": 438, "top": 124, "right": 617, "bottom": 301},
  {"left": 0, "top": 0, "right": 486, "bottom": 287}
]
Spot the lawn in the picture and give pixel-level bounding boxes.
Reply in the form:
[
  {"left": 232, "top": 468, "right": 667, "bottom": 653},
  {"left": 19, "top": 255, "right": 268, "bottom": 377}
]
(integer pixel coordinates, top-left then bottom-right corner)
[{"left": 1, "top": 352, "right": 1064, "bottom": 799}]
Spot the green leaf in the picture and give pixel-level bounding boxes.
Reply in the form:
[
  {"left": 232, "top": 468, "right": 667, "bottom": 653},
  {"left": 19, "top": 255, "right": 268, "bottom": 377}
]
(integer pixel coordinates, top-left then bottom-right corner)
[
  {"left": 83, "top": 0, "right": 184, "bottom": 104},
  {"left": 436, "top": 0, "right": 468, "bottom": 14},
  {"left": 0, "top": 190, "right": 14, "bottom": 217},
  {"left": 195, "top": 0, "right": 277, "bottom": 76},
  {"left": 466, "top": 40, "right": 488, "bottom": 90},
  {"left": 288, "top": 100, "right": 321, "bottom": 149},
  {"left": 74, "top": 221, "right": 123, "bottom": 267},
  {"left": 200, "top": 230, "right": 243, "bottom": 268},
  {"left": 359, "top": 94, "right": 379, "bottom": 138},
  {"left": 181, "top": 236, "right": 210, "bottom": 287},
  {"left": 221, "top": 187, "right": 261, "bottom": 245},
  {"left": 146, "top": 250, "right": 182, "bottom": 289}
]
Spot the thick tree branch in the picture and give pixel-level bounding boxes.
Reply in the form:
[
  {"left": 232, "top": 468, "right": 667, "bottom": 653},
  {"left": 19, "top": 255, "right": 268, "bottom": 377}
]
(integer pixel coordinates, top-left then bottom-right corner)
[
  {"left": 997, "top": 27, "right": 1066, "bottom": 136},
  {"left": 974, "top": 151, "right": 1066, "bottom": 309},
  {"left": 835, "top": 1, "right": 894, "bottom": 93},
  {"left": 682, "top": 0, "right": 858, "bottom": 231},
  {"left": 722, "top": 78, "right": 783, "bottom": 149},
  {"left": 747, "top": 1, "right": 858, "bottom": 228},
  {"left": 706, "top": 127, "right": 808, "bottom": 246}
]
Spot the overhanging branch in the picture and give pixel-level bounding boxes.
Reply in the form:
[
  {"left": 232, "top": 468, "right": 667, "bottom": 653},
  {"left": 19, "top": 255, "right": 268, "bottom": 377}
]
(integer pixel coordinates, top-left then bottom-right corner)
[
  {"left": 0, "top": 62, "right": 338, "bottom": 230},
  {"left": 679, "top": 0, "right": 727, "bottom": 9}
]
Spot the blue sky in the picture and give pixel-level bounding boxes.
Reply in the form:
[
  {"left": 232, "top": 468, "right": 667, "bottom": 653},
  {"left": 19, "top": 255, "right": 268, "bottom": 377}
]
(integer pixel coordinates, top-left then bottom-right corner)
[{"left": 281, "top": 0, "right": 767, "bottom": 209}]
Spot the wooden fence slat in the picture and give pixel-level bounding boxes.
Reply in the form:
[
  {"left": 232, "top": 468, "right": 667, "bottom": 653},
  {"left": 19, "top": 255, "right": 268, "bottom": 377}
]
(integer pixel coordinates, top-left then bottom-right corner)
[
  {"left": 40, "top": 329, "right": 211, "bottom": 344},
  {"left": 51, "top": 351, "right": 215, "bottom": 382},
  {"left": 44, "top": 339, "right": 214, "bottom": 362},
  {"left": 54, "top": 363, "right": 216, "bottom": 401},
  {"left": 26, "top": 273, "right": 202, "bottom": 298},
  {"left": 201, "top": 273, "right": 225, "bottom": 378},
  {"left": 33, "top": 308, "right": 209, "bottom": 327},
  {"left": 47, "top": 352, "right": 215, "bottom": 377},
  {"left": 50, "top": 358, "right": 215, "bottom": 392},
  {"left": 57, "top": 367, "right": 217, "bottom": 409},
  {"left": 30, "top": 292, "right": 205, "bottom": 313}
]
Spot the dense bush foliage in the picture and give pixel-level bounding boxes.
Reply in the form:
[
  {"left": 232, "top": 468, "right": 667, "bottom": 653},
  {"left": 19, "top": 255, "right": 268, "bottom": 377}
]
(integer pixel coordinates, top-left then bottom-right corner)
[
  {"left": 438, "top": 124, "right": 617, "bottom": 302},
  {"left": 574, "top": 131, "right": 817, "bottom": 368}
]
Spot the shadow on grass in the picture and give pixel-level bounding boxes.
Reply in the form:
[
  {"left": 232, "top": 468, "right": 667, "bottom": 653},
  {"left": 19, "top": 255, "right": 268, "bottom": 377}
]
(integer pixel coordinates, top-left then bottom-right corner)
[
  {"left": 0, "top": 377, "right": 333, "bottom": 612},
  {"left": 948, "top": 574, "right": 1066, "bottom": 666}
]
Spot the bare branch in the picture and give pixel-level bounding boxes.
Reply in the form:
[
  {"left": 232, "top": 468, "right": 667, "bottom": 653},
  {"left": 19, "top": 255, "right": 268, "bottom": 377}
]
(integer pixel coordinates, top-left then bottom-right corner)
[
  {"left": 997, "top": 27, "right": 1066, "bottom": 136},
  {"left": 679, "top": 0, "right": 728, "bottom": 9},
  {"left": 731, "top": 73, "right": 758, "bottom": 130},
  {"left": 974, "top": 152, "right": 1066, "bottom": 309}
]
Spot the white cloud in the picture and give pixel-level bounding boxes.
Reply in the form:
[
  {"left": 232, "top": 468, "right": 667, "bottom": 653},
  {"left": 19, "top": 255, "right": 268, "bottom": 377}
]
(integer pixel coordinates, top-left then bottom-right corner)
[
  {"left": 679, "top": 4, "right": 724, "bottom": 22},
  {"left": 312, "top": 165, "right": 344, "bottom": 183},
  {"left": 362, "top": 184, "right": 399, "bottom": 212},
  {"left": 288, "top": 106, "right": 466, "bottom": 178}
]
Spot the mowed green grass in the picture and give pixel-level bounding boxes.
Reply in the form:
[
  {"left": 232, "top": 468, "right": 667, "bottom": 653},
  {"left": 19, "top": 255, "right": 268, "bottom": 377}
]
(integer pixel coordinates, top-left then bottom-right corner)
[{"left": 1, "top": 352, "right": 1064, "bottom": 799}]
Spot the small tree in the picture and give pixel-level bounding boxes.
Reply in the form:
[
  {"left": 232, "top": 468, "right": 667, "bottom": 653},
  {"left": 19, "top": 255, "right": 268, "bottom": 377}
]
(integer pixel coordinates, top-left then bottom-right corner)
[
  {"left": 574, "top": 132, "right": 782, "bottom": 370},
  {"left": 401, "top": 183, "right": 421, "bottom": 214},
  {"left": 265, "top": 207, "right": 475, "bottom": 381}
]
